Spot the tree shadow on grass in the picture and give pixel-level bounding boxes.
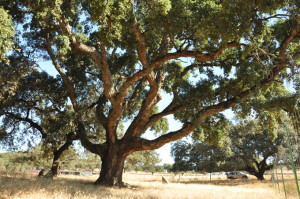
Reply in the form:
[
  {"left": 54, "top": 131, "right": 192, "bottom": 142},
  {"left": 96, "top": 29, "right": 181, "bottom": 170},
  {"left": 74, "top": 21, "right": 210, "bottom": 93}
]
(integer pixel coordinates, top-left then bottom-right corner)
[
  {"left": 0, "top": 172, "right": 128, "bottom": 198},
  {"left": 174, "top": 179, "right": 270, "bottom": 186}
]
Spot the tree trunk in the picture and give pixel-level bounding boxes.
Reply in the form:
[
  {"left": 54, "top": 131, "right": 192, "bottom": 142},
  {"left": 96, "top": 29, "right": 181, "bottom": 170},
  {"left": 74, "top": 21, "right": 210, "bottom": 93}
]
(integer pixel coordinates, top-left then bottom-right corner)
[
  {"left": 246, "top": 163, "right": 266, "bottom": 180},
  {"left": 254, "top": 171, "right": 265, "bottom": 180},
  {"left": 50, "top": 153, "right": 60, "bottom": 177},
  {"left": 94, "top": 147, "right": 127, "bottom": 186},
  {"left": 50, "top": 132, "right": 76, "bottom": 177},
  {"left": 255, "top": 159, "right": 269, "bottom": 180}
]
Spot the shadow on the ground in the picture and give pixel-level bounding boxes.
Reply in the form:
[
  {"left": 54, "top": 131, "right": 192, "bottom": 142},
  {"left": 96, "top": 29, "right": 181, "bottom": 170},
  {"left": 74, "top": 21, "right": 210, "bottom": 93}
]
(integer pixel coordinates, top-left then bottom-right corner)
[
  {"left": 172, "top": 179, "right": 264, "bottom": 186},
  {"left": 171, "top": 178, "right": 296, "bottom": 187},
  {"left": 0, "top": 172, "right": 130, "bottom": 198},
  {"left": 1, "top": 171, "right": 287, "bottom": 195}
]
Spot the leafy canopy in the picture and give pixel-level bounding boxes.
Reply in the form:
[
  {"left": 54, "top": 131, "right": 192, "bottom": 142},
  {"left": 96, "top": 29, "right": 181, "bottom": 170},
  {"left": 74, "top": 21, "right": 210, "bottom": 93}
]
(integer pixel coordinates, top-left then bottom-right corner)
[{"left": 0, "top": 6, "right": 15, "bottom": 62}]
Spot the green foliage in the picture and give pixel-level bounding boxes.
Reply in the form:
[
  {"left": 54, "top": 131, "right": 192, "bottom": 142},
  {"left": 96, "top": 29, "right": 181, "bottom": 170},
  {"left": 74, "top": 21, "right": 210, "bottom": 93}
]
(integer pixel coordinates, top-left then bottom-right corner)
[
  {"left": 171, "top": 118, "right": 298, "bottom": 179},
  {"left": 163, "top": 61, "right": 189, "bottom": 93},
  {"left": 0, "top": 6, "right": 15, "bottom": 63},
  {"left": 0, "top": 146, "right": 102, "bottom": 172},
  {"left": 163, "top": 163, "right": 173, "bottom": 172},
  {"left": 0, "top": 149, "right": 51, "bottom": 171},
  {"left": 67, "top": 149, "right": 101, "bottom": 171},
  {"left": 0, "top": 153, "right": 32, "bottom": 172},
  {"left": 125, "top": 150, "right": 161, "bottom": 172},
  {"left": 0, "top": 127, "right": 7, "bottom": 141},
  {"left": 192, "top": 113, "right": 230, "bottom": 145},
  {"left": 171, "top": 140, "right": 228, "bottom": 173},
  {"left": 0, "top": 54, "right": 31, "bottom": 116},
  {"left": 171, "top": 141, "right": 193, "bottom": 172},
  {"left": 0, "top": 66, "right": 71, "bottom": 150},
  {"left": 233, "top": 82, "right": 299, "bottom": 138},
  {"left": 0, "top": 0, "right": 298, "bottom": 184},
  {"left": 150, "top": 106, "right": 169, "bottom": 135}
]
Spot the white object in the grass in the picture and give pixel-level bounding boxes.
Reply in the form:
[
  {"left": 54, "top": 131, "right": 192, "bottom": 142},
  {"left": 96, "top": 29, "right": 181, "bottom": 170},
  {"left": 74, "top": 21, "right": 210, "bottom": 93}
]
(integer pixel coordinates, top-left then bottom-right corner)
[{"left": 162, "top": 176, "right": 170, "bottom": 184}]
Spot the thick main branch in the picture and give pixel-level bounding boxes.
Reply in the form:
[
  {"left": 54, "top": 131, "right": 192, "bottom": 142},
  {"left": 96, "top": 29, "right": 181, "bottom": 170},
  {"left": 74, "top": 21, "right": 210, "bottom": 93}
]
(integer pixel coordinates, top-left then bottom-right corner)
[
  {"left": 54, "top": 13, "right": 116, "bottom": 103},
  {"left": 76, "top": 121, "right": 107, "bottom": 157},
  {"left": 140, "top": 56, "right": 291, "bottom": 150},
  {"left": 45, "top": 32, "right": 78, "bottom": 110}
]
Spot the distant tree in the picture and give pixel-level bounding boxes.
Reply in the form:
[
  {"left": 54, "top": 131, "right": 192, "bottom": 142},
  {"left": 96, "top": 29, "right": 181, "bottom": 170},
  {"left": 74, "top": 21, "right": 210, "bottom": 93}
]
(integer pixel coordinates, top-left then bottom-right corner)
[
  {"left": 191, "top": 142, "right": 229, "bottom": 174},
  {"left": 124, "top": 151, "right": 144, "bottom": 172},
  {"left": 171, "top": 113, "right": 230, "bottom": 173},
  {"left": 0, "top": 152, "right": 25, "bottom": 172},
  {"left": 0, "top": 146, "right": 103, "bottom": 172},
  {"left": 125, "top": 150, "right": 161, "bottom": 172},
  {"left": 224, "top": 120, "right": 286, "bottom": 180},
  {"left": 154, "top": 165, "right": 165, "bottom": 173},
  {"left": 248, "top": 90, "right": 300, "bottom": 166},
  {"left": 141, "top": 150, "right": 161, "bottom": 173},
  {"left": 0, "top": 62, "right": 106, "bottom": 176},
  {"left": 171, "top": 140, "right": 228, "bottom": 173},
  {"left": 0, "top": 149, "right": 52, "bottom": 172},
  {"left": 163, "top": 163, "right": 173, "bottom": 173},
  {"left": 172, "top": 119, "right": 296, "bottom": 180},
  {"left": 10, "top": 145, "right": 52, "bottom": 170},
  {"left": 171, "top": 141, "right": 193, "bottom": 172},
  {"left": 72, "top": 149, "right": 102, "bottom": 171}
]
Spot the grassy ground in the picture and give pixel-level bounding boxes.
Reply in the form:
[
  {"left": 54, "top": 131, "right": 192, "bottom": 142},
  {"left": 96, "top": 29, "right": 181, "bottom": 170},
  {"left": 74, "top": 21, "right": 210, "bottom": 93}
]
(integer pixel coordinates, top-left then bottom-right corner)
[{"left": 0, "top": 171, "right": 298, "bottom": 199}]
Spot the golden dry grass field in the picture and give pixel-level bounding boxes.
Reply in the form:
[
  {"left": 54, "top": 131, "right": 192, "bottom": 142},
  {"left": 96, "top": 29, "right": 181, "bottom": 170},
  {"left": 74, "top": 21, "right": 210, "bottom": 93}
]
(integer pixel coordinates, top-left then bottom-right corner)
[{"left": 0, "top": 171, "right": 299, "bottom": 199}]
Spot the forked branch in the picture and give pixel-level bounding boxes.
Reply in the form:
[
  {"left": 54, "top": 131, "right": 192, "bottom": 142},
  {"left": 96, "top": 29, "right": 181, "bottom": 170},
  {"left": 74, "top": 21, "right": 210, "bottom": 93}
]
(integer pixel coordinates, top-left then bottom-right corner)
[{"left": 45, "top": 32, "right": 78, "bottom": 110}]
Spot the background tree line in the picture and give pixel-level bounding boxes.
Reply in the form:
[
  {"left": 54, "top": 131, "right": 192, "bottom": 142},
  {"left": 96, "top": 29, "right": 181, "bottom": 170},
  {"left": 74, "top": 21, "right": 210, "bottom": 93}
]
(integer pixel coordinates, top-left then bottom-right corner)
[
  {"left": 0, "top": 145, "right": 165, "bottom": 174},
  {"left": 171, "top": 117, "right": 299, "bottom": 180}
]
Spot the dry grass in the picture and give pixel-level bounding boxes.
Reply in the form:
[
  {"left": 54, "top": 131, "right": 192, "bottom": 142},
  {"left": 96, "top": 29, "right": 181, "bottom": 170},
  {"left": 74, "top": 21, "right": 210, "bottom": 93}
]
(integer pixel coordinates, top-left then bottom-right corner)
[{"left": 0, "top": 171, "right": 297, "bottom": 199}]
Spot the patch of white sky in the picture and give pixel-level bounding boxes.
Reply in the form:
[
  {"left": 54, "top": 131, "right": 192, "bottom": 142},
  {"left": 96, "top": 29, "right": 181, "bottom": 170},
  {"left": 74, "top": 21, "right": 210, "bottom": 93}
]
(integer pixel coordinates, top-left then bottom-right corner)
[{"left": 39, "top": 60, "right": 59, "bottom": 76}]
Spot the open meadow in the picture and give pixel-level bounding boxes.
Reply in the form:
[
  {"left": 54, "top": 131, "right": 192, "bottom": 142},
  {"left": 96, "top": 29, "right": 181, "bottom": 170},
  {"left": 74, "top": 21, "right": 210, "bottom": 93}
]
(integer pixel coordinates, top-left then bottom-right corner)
[{"left": 1, "top": 171, "right": 298, "bottom": 199}]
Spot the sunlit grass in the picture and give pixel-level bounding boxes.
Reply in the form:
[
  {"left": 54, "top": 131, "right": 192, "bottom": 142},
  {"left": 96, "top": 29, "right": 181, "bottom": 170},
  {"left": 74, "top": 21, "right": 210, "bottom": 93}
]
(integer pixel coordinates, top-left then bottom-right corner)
[{"left": 0, "top": 171, "right": 297, "bottom": 199}]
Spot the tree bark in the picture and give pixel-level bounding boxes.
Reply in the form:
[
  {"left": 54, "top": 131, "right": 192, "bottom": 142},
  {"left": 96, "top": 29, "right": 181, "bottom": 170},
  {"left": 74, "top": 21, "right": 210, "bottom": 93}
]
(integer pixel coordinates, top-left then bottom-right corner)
[
  {"left": 254, "top": 159, "right": 270, "bottom": 180},
  {"left": 254, "top": 171, "right": 265, "bottom": 180},
  {"left": 94, "top": 146, "right": 127, "bottom": 186},
  {"left": 50, "top": 132, "right": 76, "bottom": 177},
  {"left": 50, "top": 155, "right": 60, "bottom": 177},
  {"left": 246, "top": 165, "right": 266, "bottom": 180}
]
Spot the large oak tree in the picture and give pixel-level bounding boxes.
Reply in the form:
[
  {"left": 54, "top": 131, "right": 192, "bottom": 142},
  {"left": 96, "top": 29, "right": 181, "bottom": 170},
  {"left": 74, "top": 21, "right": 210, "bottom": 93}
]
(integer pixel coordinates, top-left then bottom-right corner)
[{"left": 0, "top": 0, "right": 299, "bottom": 186}]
